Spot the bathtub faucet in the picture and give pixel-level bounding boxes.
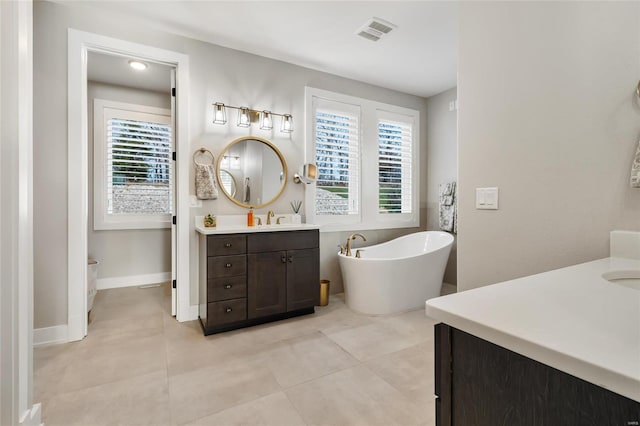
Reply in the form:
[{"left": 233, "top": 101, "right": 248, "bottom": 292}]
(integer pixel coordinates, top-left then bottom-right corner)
[{"left": 345, "top": 233, "right": 367, "bottom": 257}]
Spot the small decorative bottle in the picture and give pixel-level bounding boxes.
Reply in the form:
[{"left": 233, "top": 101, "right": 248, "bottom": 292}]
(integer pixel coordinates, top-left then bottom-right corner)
[{"left": 247, "top": 207, "right": 254, "bottom": 227}]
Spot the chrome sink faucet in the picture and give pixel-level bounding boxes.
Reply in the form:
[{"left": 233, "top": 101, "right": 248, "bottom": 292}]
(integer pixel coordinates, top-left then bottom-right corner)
[
  {"left": 266, "top": 210, "right": 275, "bottom": 225},
  {"left": 345, "top": 233, "right": 366, "bottom": 257}
]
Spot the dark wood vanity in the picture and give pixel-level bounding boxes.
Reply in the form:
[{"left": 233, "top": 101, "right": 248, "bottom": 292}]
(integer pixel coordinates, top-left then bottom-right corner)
[
  {"left": 434, "top": 324, "right": 640, "bottom": 425},
  {"left": 198, "top": 229, "right": 319, "bottom": 335}
]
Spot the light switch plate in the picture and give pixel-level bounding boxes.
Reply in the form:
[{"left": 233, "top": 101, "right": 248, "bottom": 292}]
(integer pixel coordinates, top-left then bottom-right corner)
[
  {"left": 189, "top": 195, "right": 202, "bottom": 208},
  {"left": 476, "top": 187, "right": 499, "bottom": 210}
]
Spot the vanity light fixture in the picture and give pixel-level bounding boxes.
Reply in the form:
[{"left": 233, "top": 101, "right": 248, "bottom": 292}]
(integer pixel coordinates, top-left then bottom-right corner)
[
  {"left": 237, "top": 107, "right": 251, "bottom": 128},
  {"left": 211, "top": 102, "right": 294, "bottom": 133},
  {"left": 213, "top": 102, "right": 227, "bottom": 125},
  {"left": 260, "top": 110, "right": 273, "bottom": 130},
  {"left": 128, "top": 60, "right": 148, "bottom": 71},
  {"left": 280, "top": 114, "right": 293, "bottom": 133}
]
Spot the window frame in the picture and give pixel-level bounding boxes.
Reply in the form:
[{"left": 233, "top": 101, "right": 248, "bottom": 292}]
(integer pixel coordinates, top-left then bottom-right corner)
[
  {"left": 305, "top": 87, "right": 419, "bottom": 232},
  {"left": 93, "top": 99, "right": 173, "bottom": 230}
]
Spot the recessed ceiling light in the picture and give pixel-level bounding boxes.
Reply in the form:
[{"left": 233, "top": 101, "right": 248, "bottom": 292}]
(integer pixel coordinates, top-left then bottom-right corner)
[{"left": 128, "top": 60, "right": 148, "bottom": 71}]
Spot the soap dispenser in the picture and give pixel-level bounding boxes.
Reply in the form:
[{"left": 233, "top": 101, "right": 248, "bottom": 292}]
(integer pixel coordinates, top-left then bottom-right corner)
[{"left": 247, "top": 207, "right": 254, "bottom": 227}]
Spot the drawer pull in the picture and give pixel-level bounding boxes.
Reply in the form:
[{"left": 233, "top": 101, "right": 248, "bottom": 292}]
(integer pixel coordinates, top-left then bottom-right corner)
[
  {"left": 224, "top": 284, "right": 232, "bottom": 289},
  {"left": 225, "top": 307, "right": 233, "bottom": 313},
  {"left": 224, "top": 243, "right": 232, "bottom": 248},
  {"left": 225, "top": 263, "right": 232, "bottom": 268}
]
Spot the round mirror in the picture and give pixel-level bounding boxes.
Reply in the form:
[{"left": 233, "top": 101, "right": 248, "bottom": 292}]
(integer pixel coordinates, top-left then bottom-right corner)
[{"left": 217, "top": 136, "right": 287, "bottom": 208}]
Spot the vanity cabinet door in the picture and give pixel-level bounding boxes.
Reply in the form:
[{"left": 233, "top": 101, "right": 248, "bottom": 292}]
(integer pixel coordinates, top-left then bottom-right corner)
[
  {"left": 247, "top": 251, "right": 287, "bottom": 319},
  {"left": 286, "top": 248, "right": 320, "bottom": 311}
]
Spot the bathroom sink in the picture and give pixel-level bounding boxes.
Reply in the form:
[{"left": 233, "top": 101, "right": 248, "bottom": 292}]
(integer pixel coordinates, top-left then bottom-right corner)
[{"left": 602, "top": 270, "right": 640, "bottom": 290}]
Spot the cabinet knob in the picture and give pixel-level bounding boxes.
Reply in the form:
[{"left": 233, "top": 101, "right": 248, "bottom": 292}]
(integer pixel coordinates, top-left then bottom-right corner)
[
  {"left": 225, "top": 263, "right": 232, "bottom": 268},
  {"left": 288, "top": 256, "right": 293, "bottom": 263},
  {"left": 224, "top": 284, "right": 232, "bottom": 289},
  {"left": 281, "top": 255, "right": 287, "bottom": 263},
  {"left": 225, "top": 307, "right": 232, "bottom": 313},
  {"left": 224, "top": 243, "right": 232, "bottom": 248}
]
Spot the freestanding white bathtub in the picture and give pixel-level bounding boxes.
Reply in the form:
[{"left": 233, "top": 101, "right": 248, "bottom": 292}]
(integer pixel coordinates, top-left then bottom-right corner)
[{"left": 338, "top": 231, "right": 454, "bottom": 315}]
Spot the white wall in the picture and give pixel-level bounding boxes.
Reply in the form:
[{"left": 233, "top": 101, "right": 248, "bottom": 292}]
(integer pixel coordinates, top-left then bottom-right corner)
[
  {"left": 426, "top": 87, "right": 457, "bottom": 284},
  {"left": 33, "top": 0, "right": 428, "bottom": 328},
  {"left": 458, "top": 2, "right": 640, "bottom": 291},
  {"left": 87, "top": 81, "right": 171, "bottom": 281}
]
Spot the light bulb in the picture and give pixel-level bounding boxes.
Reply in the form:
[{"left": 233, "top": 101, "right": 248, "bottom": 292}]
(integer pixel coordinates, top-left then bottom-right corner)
[
  {"left": 213, "top": 103, "right": 227, "bottom": 125},
  {"left": 280, "top": 114, "right": 293, "bottom": 133},
  {"left": 260, "top": 111, "right": 273, "bottom": 130},
  {"left": 237, "top": 107, "right": 251, "bottom": 127}
]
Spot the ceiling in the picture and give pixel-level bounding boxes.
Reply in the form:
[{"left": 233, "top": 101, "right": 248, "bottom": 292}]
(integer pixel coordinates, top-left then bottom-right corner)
[
  {"left": 88, "top": 51, "right": 173, "bottom": 93},
  {"left": 65, "top": 1, "right": 457, "bottom": 98}
]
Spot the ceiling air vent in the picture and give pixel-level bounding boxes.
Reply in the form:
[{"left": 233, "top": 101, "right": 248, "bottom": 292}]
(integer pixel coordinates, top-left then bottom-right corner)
[{"left": 356, "top": 17, "right": 397, "bottom": 42}]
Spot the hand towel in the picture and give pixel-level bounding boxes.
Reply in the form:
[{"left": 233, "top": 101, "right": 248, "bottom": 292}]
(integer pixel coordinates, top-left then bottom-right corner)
[
  {"left": 243, "top": 177, "right": 251, "bottom": 203},
  {"left": 439, "top": 181, "right": 457, "bottom": 233},
  {"left": 195, "top": 163, "right": 219, "bottom": 200},
  {"left": 631, "top": 140, "right": 640, "bottom": 188}
]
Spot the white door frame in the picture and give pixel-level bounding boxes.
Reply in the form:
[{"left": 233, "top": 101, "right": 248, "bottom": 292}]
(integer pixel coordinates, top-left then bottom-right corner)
[
  {"left": 67, "top": 29, "right": 191, "bottom": 342},
  {"left": 1, "top": 1, "right": 41, "bottom": 424}
]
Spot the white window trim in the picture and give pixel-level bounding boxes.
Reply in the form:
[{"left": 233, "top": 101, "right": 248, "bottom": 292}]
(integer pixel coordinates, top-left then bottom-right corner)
[
  {"left": 305, "top": 87, "right": 420, "bottom": 232},
  {"left": 93, "top": 98, "right": 172, "bottom": 230}
]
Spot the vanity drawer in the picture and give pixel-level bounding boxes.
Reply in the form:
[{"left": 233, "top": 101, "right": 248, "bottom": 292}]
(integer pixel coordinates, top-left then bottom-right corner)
[
  {"left": 207, "top": 235, "right": 247, "bottom": 256},
  {"left": 208, "top": 276, "right": 247, "bottom": 302},
  {"left": 208, "top": 299, "right": 247, "bottom": 325},
  {"left": 248, "top": 230, "right": 319, "bottom": 253},
  {"left": 207, "top": 255, "right": 246, "bottom": 278}
]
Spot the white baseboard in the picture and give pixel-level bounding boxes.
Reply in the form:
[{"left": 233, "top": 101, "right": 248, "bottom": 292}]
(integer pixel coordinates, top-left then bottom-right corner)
[
  {"left": 97, "top": 272, "right": 171, "bottom": 290},
  {"left": 33, "top": 325, "right": 68, "bottom": 347},
  {"left": 19, "top": 402, "right": 42, "bottom": 426}
]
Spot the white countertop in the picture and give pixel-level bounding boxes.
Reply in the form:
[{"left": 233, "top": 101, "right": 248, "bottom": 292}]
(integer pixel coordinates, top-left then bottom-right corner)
[
  {"left": 426, "top": 256, "right": 640, "bottom": 402},
  {"left": 195, "top": 223, "right": 320, "bottom": 235}
]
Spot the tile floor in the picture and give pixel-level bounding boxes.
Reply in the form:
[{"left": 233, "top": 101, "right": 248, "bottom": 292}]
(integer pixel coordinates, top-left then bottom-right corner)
[{"left": 35, "top": 283, "right": 447, "bottom": 425}]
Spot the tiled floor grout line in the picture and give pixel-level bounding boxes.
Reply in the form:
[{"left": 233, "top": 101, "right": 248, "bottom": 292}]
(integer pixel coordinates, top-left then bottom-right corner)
[{"left": 36, "top": 287, "right": 438, "bottom": 425}]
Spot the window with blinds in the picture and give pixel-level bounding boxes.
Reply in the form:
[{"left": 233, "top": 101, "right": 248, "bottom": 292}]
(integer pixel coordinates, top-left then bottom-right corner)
[
  {"left": 305, "top": 87, "right": 418, "bottom": 231},
  {"left": 313, "top": 98, "right": 360, "bottom": 216},
  {"left": 107, "top": 117, "right": 172, "bottom": 215},
  {"left": 378, "top": 116, "right": 413, "bottom": 214},
  {"left": 94, "top": 99, "right": 172, "bottom": 230}
]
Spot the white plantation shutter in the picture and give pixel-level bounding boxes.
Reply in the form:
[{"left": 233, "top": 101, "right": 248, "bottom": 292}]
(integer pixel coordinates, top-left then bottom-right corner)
[
  {"left": 377, "top": 112, "right": 413, "bottom": 214},
  {"left": 305, "top": 87, "right": 418, "bottom": 231},
  {"left": 94, "top": 99, "right": 172, "bottom": 230},
  {"left": 107, "top": 117, "right": 172, "bottom": 215},
  {"left": 312, "top": 97, "right": 360, "bottom": 217}
]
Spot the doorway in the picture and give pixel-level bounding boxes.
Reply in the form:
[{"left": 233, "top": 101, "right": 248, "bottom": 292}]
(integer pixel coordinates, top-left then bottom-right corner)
[
  {"left": 86, "top": 50, "right": 175, "bottom": 326},
  {"left": 67, "top": 30, "right": 191, "bottom": 342}
]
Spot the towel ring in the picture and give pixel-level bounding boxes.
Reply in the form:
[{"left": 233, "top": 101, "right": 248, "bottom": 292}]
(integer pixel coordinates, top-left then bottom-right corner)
[{"left": 193, "top": 147, "right": 215, "bottom": 166}]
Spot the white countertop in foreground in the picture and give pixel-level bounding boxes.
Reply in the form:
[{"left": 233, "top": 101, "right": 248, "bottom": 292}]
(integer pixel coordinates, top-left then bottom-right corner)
[
  {"left": 195, "top": 223, "right": 320, "bottom": 235},
  {"left": 426, "top": 257, "right": 640, "bottom": 402}
]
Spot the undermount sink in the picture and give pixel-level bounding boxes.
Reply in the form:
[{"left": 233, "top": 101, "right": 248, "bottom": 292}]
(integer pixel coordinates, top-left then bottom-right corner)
[{"left": 602, "top": 270, "right": 640, "bottom": 290}]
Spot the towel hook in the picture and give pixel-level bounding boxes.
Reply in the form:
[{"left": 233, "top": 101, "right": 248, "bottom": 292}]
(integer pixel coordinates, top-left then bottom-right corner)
[{"left": 193, "top": 147, "right": 215, "bottom": 166}]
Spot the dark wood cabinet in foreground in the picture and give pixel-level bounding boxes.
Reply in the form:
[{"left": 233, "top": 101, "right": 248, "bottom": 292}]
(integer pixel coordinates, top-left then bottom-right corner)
[
  {"left": 199, "top": 230, "right": 319, "bottom": 335},
  {"left": 434, "top": 324, "right": 640, "bottom": 426}
]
